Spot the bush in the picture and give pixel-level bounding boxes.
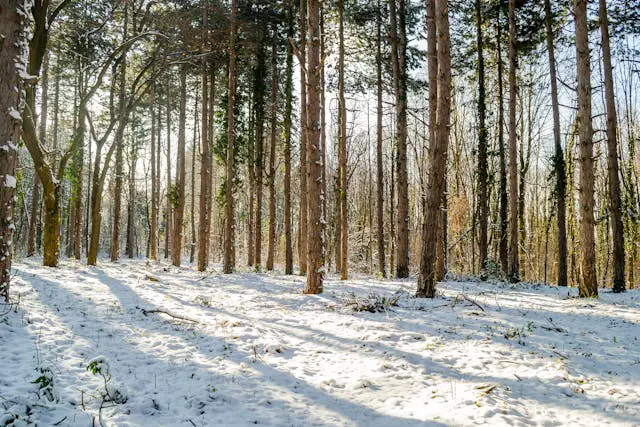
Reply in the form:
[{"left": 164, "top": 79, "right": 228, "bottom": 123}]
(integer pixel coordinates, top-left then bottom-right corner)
[{"left": 344, "top": 292, "right": 400, "bottom": 313}]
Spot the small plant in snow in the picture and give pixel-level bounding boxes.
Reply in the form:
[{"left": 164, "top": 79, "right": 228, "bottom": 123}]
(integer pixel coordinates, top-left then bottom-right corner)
[
  {"left": 32, "top": 367, "right": 58, "bottom": 402},
  {"left": 344, "top": 292, "right": 400, "bottom": 313},
  {"left": 86, "top": 356, "right": 127, "bottom": 404},
  {"left": 480, "top": 259, "right": 507, "bottom": 282}
]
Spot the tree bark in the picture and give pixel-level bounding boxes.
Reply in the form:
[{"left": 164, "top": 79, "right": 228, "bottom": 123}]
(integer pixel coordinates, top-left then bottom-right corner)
[
  {"left": 111, "top": 6, "right": 128, "bottom": 262},
  {"left": 376, "top": 0, "right": 386, "bottom": 278},
  {"left": 599, "top": 0, "right": 625, "bottom": 292},
  {"left": 476, "top": 0, "right": 489, "bottom": 270},
  {"left": 254, "top": 43, "right": 266, "bottom": 270},
  {"left": 150, "top": 88, "right": 158, "bottom": 261},
  {"left": 298, "top": 0, "right": 308, "bottom": 275},
  {"left": 388, "top": 0, "right": 409, "bottom": 278},
  {"left": 284, "top": 0, "right": 295, "bottom": 275},
  {"left": 0, "top": 0, "right": 26, "bottom": 300},
  {"left": 507, "top": 0, "right": 519, "bottom": 282},
  {"left": 417, "top": 0, "right": 452, "bottom": 298},
  {"left": 574, "top": 0, "right": 598, "bottom": 297},
  {"left": 304, "top": 0, "right": 324, "bottom": 294},
  {"left": 338, "top": 0, "right": 348, "bottom": 280},
  {"left": 496, "top": 7, "right": 508, "bottom": 275},
  {"left": 544, "top": 0, "right": 567, "bottom": 287},
  {"left": 172, "top": 65, "right": 188, "bottom": 267},
  {"left": 223, "top": 0, "right": 238, "bottom": 273},
  {"left": 267, "top": 26, "right": 278, "bottom": 271},
  {"left": 28, "top": 53, "right": 48, "bottom": 257}
]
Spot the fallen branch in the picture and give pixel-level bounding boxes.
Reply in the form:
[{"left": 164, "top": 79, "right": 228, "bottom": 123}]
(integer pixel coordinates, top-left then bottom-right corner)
[
  {"left": 453, "top": 294, "right": 485, "bottom": 312},
  {"left": 137, "top": 307, "right": 199, "bottom": 323}
]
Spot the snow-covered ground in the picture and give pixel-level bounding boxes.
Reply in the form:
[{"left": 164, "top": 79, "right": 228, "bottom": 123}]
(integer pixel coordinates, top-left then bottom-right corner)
[{"left": 1, "top": 258, "right": 639, "bottom": 426}]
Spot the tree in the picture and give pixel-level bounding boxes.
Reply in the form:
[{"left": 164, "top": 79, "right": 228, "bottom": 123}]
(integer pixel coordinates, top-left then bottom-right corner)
[
  {"left": 544, "top": 0, "right": 567, "bottom": 287},
  {"left": 574, "top": 0, "right": 597, "bottom": 297},
  {"left": 599, "top": 0, "right": 625, "bottom": 292},
  {"left": 507, "top": 0, "right": 519, "bottom": 283},
  {"left": 476, "top": 0, "right": 488, "bottom": 271},
  {"left": 418, "top": 0, "right": 452, "bottom": 298},
  {"left": 283, "top": 0, "right": 295, "bottom": 275},
  {"left": 298, "top": 0, "right": 308, "bottom": 276},
  {"left": 199, "top": 5, "right": 212, "bottom": 272},
  {"left": 338, "top": 0, "right": 349, "bottom": 280},
  {"left": 389, "top": 0, "right": 410, "bottom": 278},
  {"left": 303, "top": 0, "right": 324, "bottom": 295},
  {"left": 172, "top": 65, "right": 188, "bottom": 267},
  {"left": 0, "top": 0, "right": 28, "bottom": 301},
  {"left": 223, "top": 0, "right": 239, "bottom": 274},
  {"left": 376, "top": 0, "right": 386, "bottom": 278},
  {"left": 266, "top": 24, "right": 278, "bottom": 272}
]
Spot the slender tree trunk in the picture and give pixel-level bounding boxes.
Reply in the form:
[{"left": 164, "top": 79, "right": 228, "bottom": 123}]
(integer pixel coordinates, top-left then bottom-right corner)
[
  {"left": 284, "top": 0, "right": 294, "bottom": 274},
  {"left": 111, "top": 7, "right": 128, "bottom": 262},
  {"left": 376, "top": 0, "right": 386, "bottom": 278},
  {"left": 298, "top": 0, "right": 308, "bottom": 275},
  {"left": 248, "top": 93, "right": 256, "bottom": 267},
  {"left": 150, "top": 88, "right": 158, "bottom": 261},
  {"left": 165, "top": 88, "right": 172, "bottom": 259},
  {"left": 497, "top": 9, "right": 508, "bottom": 275},
  {"left": 575, "top": 0, "right": 598, "bottom": 297},
  {"left": 28, "top": 54, "right": 48, "bottom": 257},
  {"left": 254, "top": 44, "right": 266, "bottom": 270},
  {"left": 304, "top": 0, "right": 324, "bottom": 294},
  {"left": 476, "top": 0, "right": 489, "bottom": 270},
  {"left": 0, "top": 0, "right": 26, "bottom": 300},
  {"left": 126, "top": 129, "right": 137, "bottom": 259},
  {"left": 172, "top": 65, "right": 187, "bottom": 267},
  {"left": 388, "top": 0, "right": 409, "bottom": 278},
  {"left": 223, "top": 0, "right": 238, "bottom": 273},
  {"left": 544, "top": 0, "right": 567, "bottom": 287},
  {"left": 267, "top": 26, "right": 278, "bottom": 271},
  {"left": 418, "top": 0, "right": 452, "bottom": 298},
  {"left": 198, "top": 49, "right": 211, "bottom": 270},
  {"left": 507, "top": 0, "right": 519, "bottom": 282},
  {"left": 599, "top": 0, "right": 625, "bottom": 292},
  {"left": 338, "top": 0, "right": 348, "bottom": 280},
  {"left": 190, "top": 88, "right": 199, "bottom": 264}
]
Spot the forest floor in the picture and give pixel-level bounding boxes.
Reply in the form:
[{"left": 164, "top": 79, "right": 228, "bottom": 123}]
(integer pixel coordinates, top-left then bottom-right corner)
[{"left": 1, "top": 258, "right": 639, "bottom": 426}]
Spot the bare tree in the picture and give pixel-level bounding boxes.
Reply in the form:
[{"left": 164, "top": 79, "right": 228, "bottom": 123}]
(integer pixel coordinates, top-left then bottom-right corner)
[
  {"left": 304, "top": 0, "right": 325, "bottom": 294},
  {"left": 223, "top": 0, "right": 239, "bottom": 273},
  {"left": 418, "top": 0, "right": 452, "bottom": 298},
  {"left": 574, "top": 0, "right": 597, "bottom": 297},
  {"left": 599, "top": 0, "right": 625, "bottom": 292}
]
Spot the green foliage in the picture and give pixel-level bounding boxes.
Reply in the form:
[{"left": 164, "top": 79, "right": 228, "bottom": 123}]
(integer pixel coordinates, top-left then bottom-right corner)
[{"left": 32, "top": 367, "right": 57, "bottom": 402}]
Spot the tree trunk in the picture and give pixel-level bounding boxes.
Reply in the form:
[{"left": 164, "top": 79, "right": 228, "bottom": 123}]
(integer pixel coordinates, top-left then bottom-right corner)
[
  {"left": 126, "top": 128, "right": 137, "bottom": 259},
  {"left": 28, "top": 54, "right": 48, "bottom": 257},
  {"left": 418, "top": 0, "right": 452, "bottom": 298},
  {"left": 284, "top": 0, "right": 294, "bottom": 275},
  {"left": 172, "top": 65, "right": 187, "bottom": 267},
  {"left": 223, "top": 0, "right": 238, "bottom": 273},
  {"left": 165, "top": 88, "right": 172, "bottom": 260},
  {"left": 190, "top": 88, "right": 199, "bottom": 264},
  {"left": 298, "top": 0, "right": 308, "bottom": 276},
  {"left": 575, "top": 0, "right": 598, "bottom": 297},
  {"left": 111, "top": 6, "right": 127, "bottom": 262},
  {"left": 267, "top": 26, "right": 278, "bottom": 271},
  {"left": 544, "top": 0, "right": 567, "bottom": 287},
  {"left": 0, "top": 0, "right": 26, "bottom": 300},
  {"left": 476, "top": 0, "right": 488, "bottom": 270},
  {"left": 150, "top": 89, "right": 158, "bottom": 261},
  {"left": 198, "top": 54, "right": 211, "bottom": 270},
  {"left": 388, "top": 0, "right": 409, "bottom": 278},
  {"left": 304, "top": 0, "right": 324, "bottom": 294},
  {"left": 254, "top": 44, "right": 266, "bottom": 270},
  {"left": 496, "top": 8, "right": 508, "bottom": 275},
  {"left": 599, "top": 0, "right": 625, "bottom": 292},
  {"left": 338, "top": 0, "right": 348, "bottom": 280},
  {"left": 376, "top": 0, "right": 386, "bottom": 278},
  {"left": 507, "top": 0, "right": 519, "bottom": 282}
]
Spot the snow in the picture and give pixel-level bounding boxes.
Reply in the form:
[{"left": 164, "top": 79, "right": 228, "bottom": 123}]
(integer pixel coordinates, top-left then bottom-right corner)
[
  {"left": 1, "top": 258, "right": 639, "bottom": 426},
  {"left": 3, "top": 175, "right": 17, "bottom": 188}
]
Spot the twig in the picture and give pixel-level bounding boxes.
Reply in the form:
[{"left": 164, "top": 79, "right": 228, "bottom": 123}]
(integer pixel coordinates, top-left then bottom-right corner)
[
  {"left": 138, "top": 307, "right": 199, "bottom": 323},
  {"left": 53, "top": 416, "right": 68, "bottom": 426},
  {"left": 552, "top": 349, "right": 568, "bottom": 359},
  {"left": 188, "top": 419, "right": 197, "bottom": 427}
]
